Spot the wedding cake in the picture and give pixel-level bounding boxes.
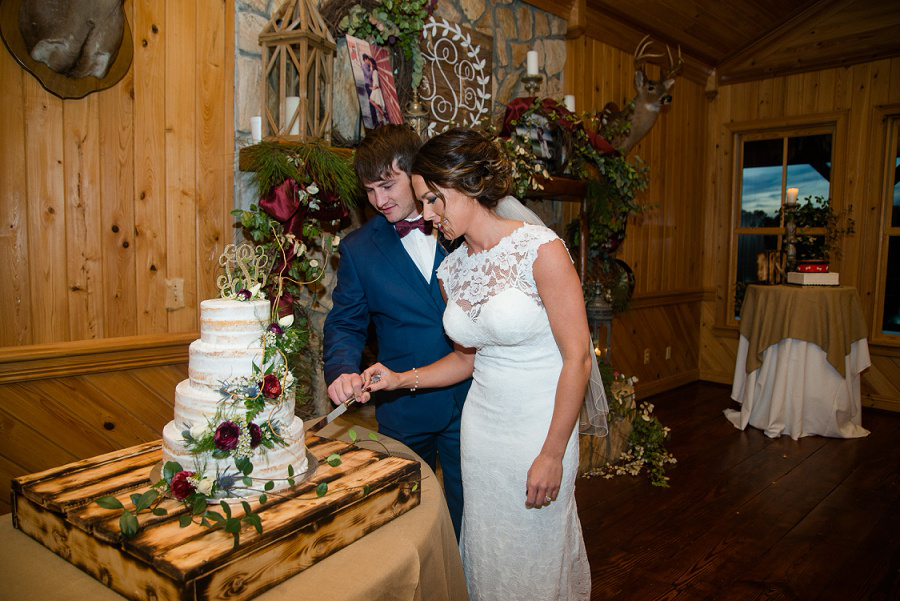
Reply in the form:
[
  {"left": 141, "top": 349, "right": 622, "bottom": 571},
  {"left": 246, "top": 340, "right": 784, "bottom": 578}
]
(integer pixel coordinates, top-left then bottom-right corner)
[{"left": 161, "top": 297, "right": 308, "bottom": 500}]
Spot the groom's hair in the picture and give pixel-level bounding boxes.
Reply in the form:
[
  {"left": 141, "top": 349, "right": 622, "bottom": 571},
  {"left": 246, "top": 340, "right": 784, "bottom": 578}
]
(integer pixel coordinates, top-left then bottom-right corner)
[{"left": 355, "top": 125, "right": 422, "bottom": 184}]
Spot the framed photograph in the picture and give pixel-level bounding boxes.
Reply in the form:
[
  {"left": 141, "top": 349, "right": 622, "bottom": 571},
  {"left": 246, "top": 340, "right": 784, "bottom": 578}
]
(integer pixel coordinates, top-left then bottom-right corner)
[
  {"left": 515, "top": 114, "right": 558, "bottom": 172},
  {"left": 345, "top": 35, "right": 403, "bottom": 129}
]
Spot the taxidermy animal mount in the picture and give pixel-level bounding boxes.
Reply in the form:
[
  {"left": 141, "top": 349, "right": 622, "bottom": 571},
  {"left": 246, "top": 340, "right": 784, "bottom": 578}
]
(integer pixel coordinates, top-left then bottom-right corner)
[
  {"left": 18, "top": 0, "right": 125, "bottom": 79},
  {"left": 601, "top": 36, "right": 683, "bottom": 156}
]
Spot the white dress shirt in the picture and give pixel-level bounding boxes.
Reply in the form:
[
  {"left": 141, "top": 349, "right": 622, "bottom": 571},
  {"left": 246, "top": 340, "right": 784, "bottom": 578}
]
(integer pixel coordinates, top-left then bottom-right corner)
[{"left": 398, "top": 216, "right": 437, "bottom": 283}]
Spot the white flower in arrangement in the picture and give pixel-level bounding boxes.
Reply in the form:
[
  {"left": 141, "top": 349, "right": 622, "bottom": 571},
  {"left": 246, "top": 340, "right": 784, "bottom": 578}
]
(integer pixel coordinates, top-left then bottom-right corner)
[
  {"left": 195, "top": 478, "right": 214, "bottom": 496},
  {"left": 332, "top": 235, "right": 341, "bottom": 248},
  {"left": 277, "top": 314, "right": 294, "bottom": 328},
  {"left": 309, "top": 259, "right": 319, "bottom": 268},
  {"left": 307, "top": 183, "right": 319, "bottom": 195},
  {"left": 249, "top": 282, "right": 262, "bottom": 298},
  {"left": 295, "top": 242, "right": 307, "bottom": 256},
  {"left": 189, "top": 422, "right": 209, "bottom": 440}
]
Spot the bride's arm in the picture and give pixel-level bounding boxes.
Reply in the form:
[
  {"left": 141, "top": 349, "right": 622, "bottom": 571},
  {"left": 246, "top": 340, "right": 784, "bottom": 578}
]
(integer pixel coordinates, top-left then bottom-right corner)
[
  {"left": 526, "top": 238, "right": 592, "bottom": 508},
  {"left": 362, "top": 280, "right": 475, "bottom": 394}
]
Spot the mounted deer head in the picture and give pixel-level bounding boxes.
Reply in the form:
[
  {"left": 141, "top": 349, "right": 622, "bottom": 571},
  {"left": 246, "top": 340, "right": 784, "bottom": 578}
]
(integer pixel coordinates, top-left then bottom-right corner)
[{"left": 603, "top": 36, "right": 683, "bottom": 156}]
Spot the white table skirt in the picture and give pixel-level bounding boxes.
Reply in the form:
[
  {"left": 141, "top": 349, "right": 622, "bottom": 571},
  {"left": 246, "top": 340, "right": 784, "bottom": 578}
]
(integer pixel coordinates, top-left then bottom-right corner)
[{"left": 726, "top": 335, "right": 871, "bottom": 440}]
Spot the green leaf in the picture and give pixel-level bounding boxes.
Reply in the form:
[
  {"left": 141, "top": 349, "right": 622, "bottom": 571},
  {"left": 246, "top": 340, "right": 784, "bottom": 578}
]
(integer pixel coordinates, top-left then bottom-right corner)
[
  {"left": 224, "top": 518, "right": 242, "bottom": 534},
  {"left": 244, "top": 513, "right": 263, "bottom": 535},
  {"left": 241, "top": 501, "right": 252, "bottom": 516},
  {"left": 119, "top": 511, "right": 139, "bottom": 539},
  {"left": 163, "top": 462, "right": 183, "bottom": 483},
  {"left": 242, "top": 476, "right": 253, "bottom": 487},
  {"left": 201, "top": 517, "right": 211, "bottom": 527},
  {"left": 368, "top": 432, "right": 379, "bottom": 442},
  {"left": 205, "top": 511, "right": 226, "bottom": 524},
  {"left": 264, "top": 481, "right": 275, "bottom": 491},
  {"left": 212, "top": 449, "right": 230, "bottom": 459},
  {"left": 179, "top": 514, "right": 193, "bottom": 528},
  {"left": 192, "top": 497, "right": 206, "bottom": 516},
  {"left": 152, "top": 508, "right": 168, "bottom": 517},
  {"left": 220, "top": 501, "right": 232, "bottom": 519},
  {"left": 95, "top": 496, "right": 124, "bottom": 510},
  {"left": 349, "top": 429, "right": 358, "bottom": 443},
  {"left": 259, "top": 494, "right": 268, "bottom": 504},
  {"left": 412, "top": 482, "right": 418, "bottom": 492},
  {"left": 287, "top": 478, "right": 295, "bottom": 487},
  {"left": 130, "top": 493, "right": 143, "bottom": 508},
  {"left": 316, "top": 482, "right": 328, "bottom": 497},
  {"left": 287, "top": 464, "right": 294, "bottom": 477},
  {"left": 326, "top": 453, "right": 342, "bottom": 467},
  {"left": 137, "top": 490, "right": 158, "bottom": 512},
  {"left": 232, "top": 532, "right": 240, "bottom": 549},
  {"left": 363, "top": 484, "right": 371, "bottom": 497}
]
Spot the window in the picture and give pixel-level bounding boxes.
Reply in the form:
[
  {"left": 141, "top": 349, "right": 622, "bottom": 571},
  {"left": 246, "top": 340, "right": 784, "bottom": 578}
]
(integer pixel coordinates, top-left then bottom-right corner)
[
  {"left": 877, "top": 116, "right": 900, "bottom": 337},
  {"left": 729, "top": 124, "right": 836, "bottom": 321}
]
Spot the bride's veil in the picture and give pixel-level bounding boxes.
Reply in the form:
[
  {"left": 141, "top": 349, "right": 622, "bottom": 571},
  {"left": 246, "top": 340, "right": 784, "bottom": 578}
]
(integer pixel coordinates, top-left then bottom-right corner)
[{"left": 495, "top": 196, "right": 609, "bottom": 437}]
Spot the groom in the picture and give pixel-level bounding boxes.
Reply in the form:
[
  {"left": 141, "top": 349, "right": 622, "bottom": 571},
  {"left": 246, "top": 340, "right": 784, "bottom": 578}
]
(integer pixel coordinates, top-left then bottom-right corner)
[{"left": 323, "top": 124, "right": 469, "bottom": 538}]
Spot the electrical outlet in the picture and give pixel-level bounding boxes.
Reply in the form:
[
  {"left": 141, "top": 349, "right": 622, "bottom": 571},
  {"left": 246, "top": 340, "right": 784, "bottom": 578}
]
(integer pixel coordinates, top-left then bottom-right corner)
[
  {"left": 165, "top": 278, "right": 185, "bottom": 311},
  {"left": 643, "top": 348, "right": 650, "bottom": 364},
  {"left": 665, "top": 346, "right": 672, "bottom": 360}
]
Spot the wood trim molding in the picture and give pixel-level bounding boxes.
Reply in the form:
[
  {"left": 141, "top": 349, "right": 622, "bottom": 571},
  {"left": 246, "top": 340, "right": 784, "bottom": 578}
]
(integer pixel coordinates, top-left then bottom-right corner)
[
  {"left": 628, "top": 289, "right": 705, "bottom": 310},
  {"left": 0, "top": 334, "right": 194, "bottom": 383},
  {"left": 519, "top": 0, "right": 577, "bottom": 21}
]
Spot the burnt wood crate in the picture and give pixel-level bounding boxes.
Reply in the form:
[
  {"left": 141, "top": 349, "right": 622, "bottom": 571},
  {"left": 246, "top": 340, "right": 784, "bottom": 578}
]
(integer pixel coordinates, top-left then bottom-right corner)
[{"left": 10, "top": 433, "right": 421, "bottom": 601}]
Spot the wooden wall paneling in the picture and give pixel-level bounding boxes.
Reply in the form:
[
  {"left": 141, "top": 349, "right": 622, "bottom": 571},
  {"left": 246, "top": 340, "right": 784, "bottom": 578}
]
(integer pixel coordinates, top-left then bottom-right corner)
[
  {"left": 0, "top": 454, "right": 25, "bottom": 514},
  {"left": 165, "top": 0, "right": 198, "bottom": 332},
  {"left": 133, "top": 0, "right": 168, "bottom": 334},
  {"left": 80, "top": 370, "right": 175, "bottom": 433},
  {"left": 862, "top": 355, "right": 900, "bottom": 412},
  {"left": 0, "top": 400, "right": 79, "bottom": 474},
  {"left": 64, "top": 94, "right": 105, "bottom": 341},
  {"left": 128, "top": 363, "right": 185, "bottom": 406},
  {"left": 2, "top": 380, "right": 121, "bottom": 457},
  {"left": 98, "top": 66, "right": 138, "bottom": 339},
  {"left": 783, "top": 72, "right": 805, "bottom": 116},
  {"left": 24, "top": 78, "right": 68, "bottom": 343},
  {"left": 0, "top": 47, "right": 30, "bottom": 347},
  {"left": 816, "top": 68, "right": 836, "bottom": 113},
  {"left": 30, "top": 377, "right": 161, "bottom": 447},
  {"left": 196, "top": 0, "right": 233, "bottom": 302}
]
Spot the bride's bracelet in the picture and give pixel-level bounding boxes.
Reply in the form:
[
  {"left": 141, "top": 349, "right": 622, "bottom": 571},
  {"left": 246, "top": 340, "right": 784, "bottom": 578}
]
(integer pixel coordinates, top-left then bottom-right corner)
[{"left": 410, "top": 367, "right": 419, "bottom": 392}]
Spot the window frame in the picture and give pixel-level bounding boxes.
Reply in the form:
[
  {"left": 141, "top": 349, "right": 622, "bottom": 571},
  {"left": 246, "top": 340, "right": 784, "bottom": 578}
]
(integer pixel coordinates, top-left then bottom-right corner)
[
  {"left": 720, "top": 113, "right": 847, "bottom": 329},
  {"left": 870, "top": 106, "right": 900, "bottom": 346}
]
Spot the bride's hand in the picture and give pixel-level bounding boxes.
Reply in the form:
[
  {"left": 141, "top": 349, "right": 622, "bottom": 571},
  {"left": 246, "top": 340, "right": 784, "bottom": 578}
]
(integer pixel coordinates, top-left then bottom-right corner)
[
  {"left": 361, "top": 363, "right": 401, "bottom": 394},
  {"left": 525, "top": 452, "right": 563, "bottom": 509}
]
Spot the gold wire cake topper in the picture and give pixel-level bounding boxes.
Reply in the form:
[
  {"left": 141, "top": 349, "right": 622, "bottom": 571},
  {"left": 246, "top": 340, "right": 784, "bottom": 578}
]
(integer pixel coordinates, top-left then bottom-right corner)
[{"left": 216, "top": 243, "right": 270, "bottom": 298}]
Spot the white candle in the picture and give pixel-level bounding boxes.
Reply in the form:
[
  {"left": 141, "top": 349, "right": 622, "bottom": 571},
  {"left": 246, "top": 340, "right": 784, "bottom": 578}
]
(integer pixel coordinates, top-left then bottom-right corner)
[
  {"left": 564, "top": 95, "right": 575, "bottom": 112},
  {"left": 250, "top": 116, "right": 262, "bottom": 143},
  {"left": 786, "top": 188, "right": 799, "bottom": 205},
  {"left": 285, "top": 96, "right": 301, "bottom": 136},
  {"left": 526, "top": 51, "right": 538, "bottom": 75}
]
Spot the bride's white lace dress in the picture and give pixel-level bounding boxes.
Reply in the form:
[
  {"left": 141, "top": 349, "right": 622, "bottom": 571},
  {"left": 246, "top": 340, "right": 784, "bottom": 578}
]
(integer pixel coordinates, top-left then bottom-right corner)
[{"left": 437, "top": 223, "right": 591, "bottom": 601}]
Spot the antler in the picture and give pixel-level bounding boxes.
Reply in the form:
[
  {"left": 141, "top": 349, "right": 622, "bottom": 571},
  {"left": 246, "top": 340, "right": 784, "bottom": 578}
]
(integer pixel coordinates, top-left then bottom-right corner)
[
  {"left": 665, "top": 44, "right": 684, "bottom": 78},
  {"left": 633, "top": 34, "right": 664, "bottom": 69}
]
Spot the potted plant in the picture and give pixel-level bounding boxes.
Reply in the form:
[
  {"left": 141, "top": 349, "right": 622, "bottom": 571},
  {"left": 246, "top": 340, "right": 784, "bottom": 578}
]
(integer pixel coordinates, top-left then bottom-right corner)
[{"left": 793, "top": 195, "right": 855, "bottom": 272}]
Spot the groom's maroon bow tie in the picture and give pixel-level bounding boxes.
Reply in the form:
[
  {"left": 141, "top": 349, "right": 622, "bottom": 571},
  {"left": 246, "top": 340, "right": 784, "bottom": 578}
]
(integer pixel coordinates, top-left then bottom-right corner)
[{"left": 395, "top": 216, "right": 432, "bottom": 238}]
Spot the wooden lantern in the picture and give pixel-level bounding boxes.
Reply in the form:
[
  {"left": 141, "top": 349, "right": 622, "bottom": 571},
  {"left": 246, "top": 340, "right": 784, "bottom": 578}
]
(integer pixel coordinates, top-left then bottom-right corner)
[{"left": 259, "top": 0, "right": 336, "bottom": 143}]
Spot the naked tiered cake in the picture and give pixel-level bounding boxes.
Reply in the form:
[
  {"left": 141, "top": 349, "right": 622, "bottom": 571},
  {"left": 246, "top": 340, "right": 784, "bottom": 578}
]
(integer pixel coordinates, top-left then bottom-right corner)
[{"left": 161, "top": 297, "right": 308, "bottom": 499}]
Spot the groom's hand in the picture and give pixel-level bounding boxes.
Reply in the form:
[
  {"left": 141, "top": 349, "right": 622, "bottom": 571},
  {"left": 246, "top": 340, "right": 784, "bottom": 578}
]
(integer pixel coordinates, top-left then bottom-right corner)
[{"left": 327, "top": 373, "right": 366, "bottom": 405}]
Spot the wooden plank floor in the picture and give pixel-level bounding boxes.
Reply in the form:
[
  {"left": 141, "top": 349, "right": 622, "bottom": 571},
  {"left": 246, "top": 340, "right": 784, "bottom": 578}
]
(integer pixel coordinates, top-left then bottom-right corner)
[{"left": 577, "top": 382, "right": 900, "bottom": 601}]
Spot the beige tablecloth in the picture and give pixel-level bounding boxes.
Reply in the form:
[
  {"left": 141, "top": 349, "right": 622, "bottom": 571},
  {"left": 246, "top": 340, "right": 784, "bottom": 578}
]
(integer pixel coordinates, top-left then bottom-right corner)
[
  {"left": 1, "top": 419, "right": 468, "bottom": 601},
  {"left": 739, "top": 285, "right": 868, "bottom": 378},
  {"left": 728, "top": 285, "right": 871, "bottom": 440}
]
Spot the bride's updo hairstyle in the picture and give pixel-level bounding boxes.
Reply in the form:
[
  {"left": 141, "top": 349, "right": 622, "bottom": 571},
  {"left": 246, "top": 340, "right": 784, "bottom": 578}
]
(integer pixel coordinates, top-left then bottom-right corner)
[{"left": 411, "top": 127, "right": 513, "bottom": 209}]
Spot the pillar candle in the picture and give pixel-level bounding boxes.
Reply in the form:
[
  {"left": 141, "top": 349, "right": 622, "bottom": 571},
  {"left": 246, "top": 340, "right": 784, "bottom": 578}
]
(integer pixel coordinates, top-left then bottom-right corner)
[
  {"left": 564, "top": 95, "right": 575, "bottom": 112},
  {"left": 526, "top": 51, "right": 538, "bottom": 75},
  {"left": 250, "top": 116, "right": 262, "bottom": 143},
  {"left": 285, "top": 96, "right": 301, "bottom": 136},
  {"left": 786, "top": 188, "right": 799, "bottom": 205}
]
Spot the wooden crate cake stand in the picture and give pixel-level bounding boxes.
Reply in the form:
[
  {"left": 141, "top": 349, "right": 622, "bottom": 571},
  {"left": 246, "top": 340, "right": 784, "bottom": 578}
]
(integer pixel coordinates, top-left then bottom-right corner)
[{"left": 10, "top": 432, "right": 421, "bottom": 601}]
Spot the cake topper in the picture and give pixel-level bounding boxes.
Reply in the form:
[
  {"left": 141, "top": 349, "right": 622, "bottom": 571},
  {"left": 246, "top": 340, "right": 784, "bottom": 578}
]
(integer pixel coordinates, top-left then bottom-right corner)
[{"left": 217, "top": 243, "right": 270, "bottom": 298}]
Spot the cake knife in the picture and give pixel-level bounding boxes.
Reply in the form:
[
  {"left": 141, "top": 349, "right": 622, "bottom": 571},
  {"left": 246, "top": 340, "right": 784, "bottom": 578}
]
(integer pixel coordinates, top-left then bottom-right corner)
[{"left": 307, "top": 374, "right": 381, "bottom": 433}]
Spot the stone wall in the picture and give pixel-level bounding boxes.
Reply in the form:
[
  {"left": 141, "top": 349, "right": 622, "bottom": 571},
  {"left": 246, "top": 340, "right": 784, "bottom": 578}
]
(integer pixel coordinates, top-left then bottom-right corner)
[{"left": 231, "top": 0, "right": 568, "bottom": 413}]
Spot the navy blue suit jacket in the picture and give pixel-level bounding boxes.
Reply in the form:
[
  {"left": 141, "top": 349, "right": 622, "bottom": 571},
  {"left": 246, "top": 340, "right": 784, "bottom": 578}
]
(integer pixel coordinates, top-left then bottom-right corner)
[{"left": 323, "top": 215, "right": 469, "bottom": 435}]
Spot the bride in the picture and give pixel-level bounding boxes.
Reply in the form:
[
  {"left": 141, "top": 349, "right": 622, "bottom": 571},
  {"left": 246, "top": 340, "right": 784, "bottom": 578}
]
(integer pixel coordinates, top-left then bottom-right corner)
[{"left": 361, "top": 128, "right": 606, "bottom": 600}]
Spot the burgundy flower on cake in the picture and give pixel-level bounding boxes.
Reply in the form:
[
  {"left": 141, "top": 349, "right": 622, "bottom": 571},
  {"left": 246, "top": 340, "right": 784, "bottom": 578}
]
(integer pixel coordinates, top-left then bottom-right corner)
[
  {"left": 249, "top": 423, "right": 262, "bottom": 448},
  {"left": 171, "top": 470, "right": 196, "bottom": 500},
  {"left": 267, "top": 323, "right": 284, "bottom": 336},
  {"left": 236, "top": 289, "right": 251, "bottom": 300},
  {"left": 214, "top": 421, "right": 240, "bottom": 451},
  {"left": 261, "top": 374, "right": 282, "bottom": 399}
]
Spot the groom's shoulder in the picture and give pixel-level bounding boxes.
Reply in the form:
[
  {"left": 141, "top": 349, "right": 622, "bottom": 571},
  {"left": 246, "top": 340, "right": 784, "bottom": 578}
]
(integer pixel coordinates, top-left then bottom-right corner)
[{"left": 342, "top": 215, "right": 386, "bottom": 248}]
